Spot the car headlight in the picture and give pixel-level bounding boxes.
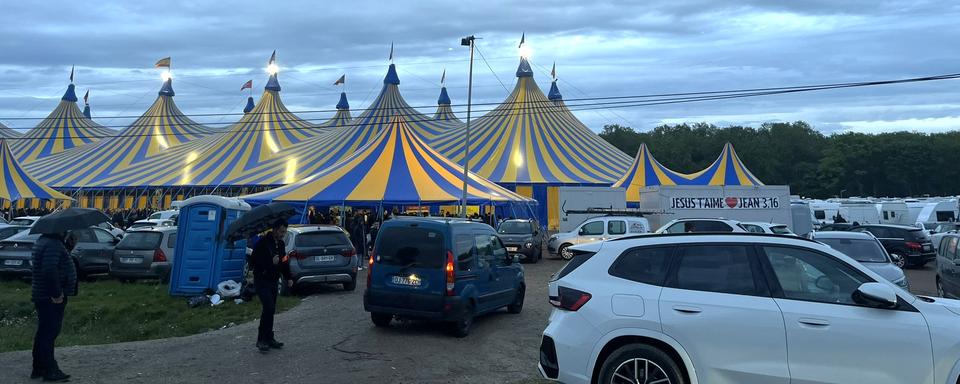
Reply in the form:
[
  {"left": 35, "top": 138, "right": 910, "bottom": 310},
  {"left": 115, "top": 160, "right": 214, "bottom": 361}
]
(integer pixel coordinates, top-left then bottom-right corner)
[{"left": 524, "top": 242, "right": 533, "bottom": 249}]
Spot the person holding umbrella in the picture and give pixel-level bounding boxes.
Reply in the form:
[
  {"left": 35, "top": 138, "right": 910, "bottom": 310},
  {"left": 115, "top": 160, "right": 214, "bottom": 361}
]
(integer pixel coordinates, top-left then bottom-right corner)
[
  {"left": 29, "top": 208, "right": 109, "bottom": 382},
  {"left": 249, "top": 220, "right": 287, "bottom": 352}
]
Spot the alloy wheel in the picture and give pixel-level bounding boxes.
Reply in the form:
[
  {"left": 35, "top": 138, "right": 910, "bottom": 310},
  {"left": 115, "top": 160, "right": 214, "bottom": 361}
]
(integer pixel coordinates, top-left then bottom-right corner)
[
  {"left": 560, "top": 245, "right": 573, "bottom": 260},
  {"left": 611, "top": 358, "right": 671, "bottom": 384}
]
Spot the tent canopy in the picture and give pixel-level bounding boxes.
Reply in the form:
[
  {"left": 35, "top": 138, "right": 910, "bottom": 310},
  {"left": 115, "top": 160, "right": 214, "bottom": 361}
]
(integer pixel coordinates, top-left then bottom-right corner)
[
  {"left": 612, "top": 143, "right": 693, "bottom": 203},
  {"left": 0, "top": 139, "right": 70, "bottom": 202},
  {"left": 0, "top": 122, "right": 21, "bottom": 139},
  {"left": 684, "top": 143, "right": 764, "bottom": 186},
  {"left": 433, "top": 86, "right": 461, "bottom": 122},
  {"left": 13, "top": 83, "right": 114, "bottom": 164},
  {"left": 430, "top": 57, "right": 631, "bottom": 185},
  {"left": 243, "top": 114, "right": 534, "bottom": 207},
  {"left": 24, "top": 79, "right": 218, "bottom": 188}
]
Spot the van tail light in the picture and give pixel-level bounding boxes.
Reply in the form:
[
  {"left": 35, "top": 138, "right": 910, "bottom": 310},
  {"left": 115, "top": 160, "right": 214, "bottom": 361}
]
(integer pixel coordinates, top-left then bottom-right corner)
[
  {"left": 905, "top": 241, "right": 922, "bottom": 251},
  {"left": 153, "top": 249, "right": 167, "bottom": 263},
  {"left": 342, "top": 248, "right": 357, "bottom": 257},
  {"left": 445, "top": 250, "right": 455, "bottom": 296},
  {"left": 549, "top": 286, "right": 591, "bottom": 311},
  {"left": 366, "top": 252, "right": 375, "bottom": 289}
]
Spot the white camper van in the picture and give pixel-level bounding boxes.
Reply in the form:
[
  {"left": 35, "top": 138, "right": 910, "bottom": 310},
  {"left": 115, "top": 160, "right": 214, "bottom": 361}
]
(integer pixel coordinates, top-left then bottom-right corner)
[
  {"left": 878, "top": 201, "right": 909, "bottom": 225},
  {"left": 905, "top": 199, "right": 958, "bottom": 229},
  {"left": 809, "top": 200, "right": 842, "bottom": 227}
]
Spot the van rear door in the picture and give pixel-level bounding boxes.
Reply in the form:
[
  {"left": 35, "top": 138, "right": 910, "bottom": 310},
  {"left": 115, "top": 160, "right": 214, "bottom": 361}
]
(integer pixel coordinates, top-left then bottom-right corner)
[{"left": 370, "top": 224, "right": 447, "bottom": 313}]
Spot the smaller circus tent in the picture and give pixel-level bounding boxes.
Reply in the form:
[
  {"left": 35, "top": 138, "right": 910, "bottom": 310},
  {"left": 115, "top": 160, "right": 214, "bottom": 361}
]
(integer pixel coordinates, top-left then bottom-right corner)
[
  {"left": 242, "top": 115, "right": 535, "bottom": 214},
  {"left": 25, "top": 79, "right": 217, "bottom": 189},
  {"left": 684, "top": 143, "right": 765, "bottom": 186},
  {"left": 319, "top": 92, "right": 353, "bottom": 129},
  {"left": 92, "top": 72, "right": 323, "bottom": 188},
  {"left": 433, "top": 86, "right": 461, "bottom": 122},
  {"left": 611, "top": 143, "right": 692, "bottom": 207},
  {"left": 13, "top": 83, "right": 114, "bottom": 164},
  {"left": 0, "top": 122, "right": 22, "bottom": 139},
  {"left": 225, "top": 64, "right": 458, "bottom": 187},
  {"left": 0, "top": 139, "right": 70, "bottom": 203}
]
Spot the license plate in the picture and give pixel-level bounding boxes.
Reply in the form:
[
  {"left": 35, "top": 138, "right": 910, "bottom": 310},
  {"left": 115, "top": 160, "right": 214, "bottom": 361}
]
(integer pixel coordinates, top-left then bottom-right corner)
[
  {"left": 314, "top": 255, "right": 336, "bottom": 262},
  {"left": 3, "top": 259, "right": 22, "bottom": 266},
  {"left": 506, "top": 247, "right": 518, "bottom": 252},
  {"left": 924, "top": 245, "right": 931, "bottom": 251},
  {"left": 120, "top": 257, "right": 142, "bottom": 264},
  {"left": 391, "top": 275, "right": 422, "bottom": 287}
]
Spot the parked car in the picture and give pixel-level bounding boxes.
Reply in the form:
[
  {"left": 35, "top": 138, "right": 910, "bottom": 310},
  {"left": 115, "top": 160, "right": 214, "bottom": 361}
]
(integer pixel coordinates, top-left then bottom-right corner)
[
  {"left": 497, "top": 219, "right": 543, "bottom": 263},
  {"left": 0, "top": 227, "right": 120, "bottom": 279},
  {"left": 109, "top": 227, "right": 177, "bottom": 282},
  {"left": 654, "top": 218, "right": 748, "bottom": 234},
  {"left": 0, "top": 225, "right": 28, "bottom": 241},
  {"left": 935, "top": 234, "right": 960, "bottom": 298},
  {"left": 9, "top": 216, "right": 40, "bottom": 226},
  {"left": 852, "top": 224, "right": 936, "bottom": 268},
  {"left": 740, "top": 222, "right": 795, "bottom": 235},
  {"left": 539, "top": 232, "right": 960, "bottom": 384},
  {"left": 811, "top": 231, "right": 909, "bottom": 289},
  {"left": 280, "top": 225, "right": 359, "bottom": 294},
  {"left": 147, "top": 209, "right": 179, "bottom": 221},
  {"left": 96, "top": 221, "right": 125, "bottom": 238},
  {"left": 128, "top": 219, "right": 175, "bottom": 229},
  {"left": 364, "top": 217, "right": 525, "bottom": 337},
  {"left": 548, "top": 216, "right": 651, "bottom": 260},
  {"left": 931, "top": 223, "right": 960, "bottom": 251}
]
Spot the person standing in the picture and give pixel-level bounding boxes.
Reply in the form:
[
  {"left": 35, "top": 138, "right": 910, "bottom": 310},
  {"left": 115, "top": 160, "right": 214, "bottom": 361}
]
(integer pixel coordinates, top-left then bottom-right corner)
[
  {"left": 250, "top": 220, "right": 287, "bottom": 352},
  {"left": 30, "top": 232, "right": 77, "bottom": 382}
]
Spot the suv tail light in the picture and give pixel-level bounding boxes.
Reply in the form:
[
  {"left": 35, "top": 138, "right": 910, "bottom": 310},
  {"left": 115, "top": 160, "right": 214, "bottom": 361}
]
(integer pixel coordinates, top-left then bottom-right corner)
[
  {"left": 366, "top": 252, "right": 375, "bottom": 289},
  {"left": 153, "top": 248, "right": 167, "bottom": 263},
  {"left": 287, "top": 250, "right": 304, "bottom": 261},
  {"left": 905, "top": 241, "right": 922, "bottom": 251},
  {"left": 549, "top": 286, "right": 591, "bottom": 311},
  {"left": 445, "top": 250, "right": 455, "bottom": 296},
  {"left": 342, "top": 248, "right": 357, "bottom": 257}
]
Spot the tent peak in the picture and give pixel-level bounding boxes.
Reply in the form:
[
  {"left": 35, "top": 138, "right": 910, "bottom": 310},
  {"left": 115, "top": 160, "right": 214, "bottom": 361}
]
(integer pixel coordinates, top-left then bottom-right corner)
[
  {"left": 336, "top": 92, "right": 350, "bottom": 110},
  {"left": 383, "top": 64, "right": 400, "bottom": 85},
  {"left": 548, "top": 80, "right": 562, "bottom": 101},
  {"left": 516, "top": 57, "right": 533, "bottom": 78},
  {"left": 243, "top": 97, "right": 255, "bottom": 113},
  {"left": 437, "top": 86, "right": 451, "bottom": 105},
  {"left": 159, "top": 78, "right": 175, "bottom": 97},
  {"left": 265, "top": 73, "right": 281, "bottom": 92},
  {"left": 61, "top": 84, "right": 79, "bottom": 102}
]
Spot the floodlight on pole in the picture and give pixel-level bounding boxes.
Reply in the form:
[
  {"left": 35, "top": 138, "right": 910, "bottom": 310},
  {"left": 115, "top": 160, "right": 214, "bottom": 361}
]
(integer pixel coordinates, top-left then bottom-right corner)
[{"left": 460, "top": 35, "right": 477, "bottom": 219}]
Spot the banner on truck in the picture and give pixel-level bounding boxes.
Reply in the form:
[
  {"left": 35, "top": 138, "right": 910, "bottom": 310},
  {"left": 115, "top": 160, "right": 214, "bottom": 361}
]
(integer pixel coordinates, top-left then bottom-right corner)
[{"left": 670, "top": 196, "right": 781, "bottom": 210}]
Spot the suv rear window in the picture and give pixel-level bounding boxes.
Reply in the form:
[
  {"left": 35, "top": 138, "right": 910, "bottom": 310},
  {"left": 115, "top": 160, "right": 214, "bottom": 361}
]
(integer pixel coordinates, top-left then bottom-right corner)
[
  {"left": 552, "top": 251, "right": 596, "bottom": 281},
  {"left": 906, "top": 229, "right": 929, "bottom": 241},
  {"left": 296, "top": 231, "right": 350, "bottom": 247},
  {"left": 376, "top": 226, "right": 445, "bottom": 269},
  {"left": 608, "top": 247, "right": 673, "bottom": 286},
  {"left": 117, "top": 232, "right": 162, "bottom": 250}
]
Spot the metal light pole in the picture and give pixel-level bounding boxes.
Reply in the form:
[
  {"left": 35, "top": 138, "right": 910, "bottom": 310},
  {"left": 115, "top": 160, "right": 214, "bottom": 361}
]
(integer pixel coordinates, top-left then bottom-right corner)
[{"left": 460, "top": 35, "right": 476, "bottom": 218}]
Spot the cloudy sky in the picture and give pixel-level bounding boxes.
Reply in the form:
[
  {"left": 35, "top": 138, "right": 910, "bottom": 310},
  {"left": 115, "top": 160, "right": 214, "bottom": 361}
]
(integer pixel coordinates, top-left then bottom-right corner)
[{"left": 0, "top": 0, "right": 958, "bottom": 134}]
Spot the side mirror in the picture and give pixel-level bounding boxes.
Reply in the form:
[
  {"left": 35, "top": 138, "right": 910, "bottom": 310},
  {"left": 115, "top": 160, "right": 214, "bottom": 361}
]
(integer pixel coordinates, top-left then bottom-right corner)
[{"left": 853, "top": 282, "right": 898, "bottom": 308}]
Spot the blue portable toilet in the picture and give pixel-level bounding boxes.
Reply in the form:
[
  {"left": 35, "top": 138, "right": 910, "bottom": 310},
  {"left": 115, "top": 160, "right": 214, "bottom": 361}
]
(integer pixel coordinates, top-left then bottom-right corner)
[{"left": 169, "top": 195, "right": 251, "bottom": 296}]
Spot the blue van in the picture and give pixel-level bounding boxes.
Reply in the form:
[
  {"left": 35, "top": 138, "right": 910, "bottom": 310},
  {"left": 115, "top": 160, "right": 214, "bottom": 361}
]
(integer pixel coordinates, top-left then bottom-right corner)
[{"left": 364, "top": 217, "right": 525, "bottom": 337}]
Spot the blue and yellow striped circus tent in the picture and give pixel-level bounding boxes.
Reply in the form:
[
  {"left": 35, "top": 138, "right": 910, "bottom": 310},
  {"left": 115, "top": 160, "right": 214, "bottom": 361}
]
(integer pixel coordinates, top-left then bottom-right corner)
[
  {"left": 433, "top": 86, "right": 461, "bottom": 122},
  {"left": 222, "top": 64, "right": 458, "bottom": 187},
  {"left": 320, "top": 92, "right": 352, "bottom": 129},
  {"left": 612, "top": 143, "right": 692, "bottom": 207},
  {"left": 91, "top": 72, "right": 322, "bottom": 187},
  {"left": 24, "top": 78, "right": 218, "bottom": 188},
  {"left": 242, "top": 114, "right": 533, "bottom": 208},
  {"left": 13, "top": 83, "right": 114, "bottom": 164},
  {"left": 431, "top": 58, "right": 631, "bottom": 184},
  {"left": 685, "top": 143, "right": 764, "bottom": 186},
  {"left": 429, "top": 58, "right": 631, "bottom": 229},
  {"left": 0, "top": 122, "right": 22, "bottom": 139},
  {"left": 0, "top": 139, "right": 70, "bottom": 202}
]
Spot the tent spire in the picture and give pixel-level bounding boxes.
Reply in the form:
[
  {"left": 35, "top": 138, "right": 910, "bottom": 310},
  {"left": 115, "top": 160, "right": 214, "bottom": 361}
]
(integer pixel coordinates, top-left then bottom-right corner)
[
  {"left": 336, "top": 92, "right": 350, "bottom": 110},
  {"left": 243, "top": 97, "right": 255, "bottom": 113},
  {"left": 548, "top": 80, "right": 563, "bottom": 101},
  {"left": 159, "top": 78, "right": 175, "bottom": 97},
  {"left": 61, "top": 84, "right": 79, "bottom": 102},
  {"left": 383, "top": 64, "right": 400, "bottom": 85},
  {"left": 438, "top": 86, "right": 451, "bottom": 105},
  {"left": 516, "top": 57, "right": 533, "bottom": 78}
]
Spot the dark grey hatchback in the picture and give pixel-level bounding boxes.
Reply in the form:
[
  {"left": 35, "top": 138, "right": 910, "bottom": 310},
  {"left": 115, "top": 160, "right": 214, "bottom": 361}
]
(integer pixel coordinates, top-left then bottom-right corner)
[{"left": 497, "top": 219, "right": 543, "bottom": 263}]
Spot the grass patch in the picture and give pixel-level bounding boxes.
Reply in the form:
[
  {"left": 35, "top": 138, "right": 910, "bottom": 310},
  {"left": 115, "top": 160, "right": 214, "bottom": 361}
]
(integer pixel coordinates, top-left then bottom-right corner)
[{"left": 0, "top": 279, "right": 299, "bottom": 352}]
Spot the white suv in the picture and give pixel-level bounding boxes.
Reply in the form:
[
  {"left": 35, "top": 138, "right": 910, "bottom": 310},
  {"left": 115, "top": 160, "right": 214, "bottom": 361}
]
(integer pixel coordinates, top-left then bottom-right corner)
[
  {"left": 654, "top": 218, "right": 747, "bottom": 234},
  {"left": 540, "top": 233, "right": 960, "bottom": 384}
]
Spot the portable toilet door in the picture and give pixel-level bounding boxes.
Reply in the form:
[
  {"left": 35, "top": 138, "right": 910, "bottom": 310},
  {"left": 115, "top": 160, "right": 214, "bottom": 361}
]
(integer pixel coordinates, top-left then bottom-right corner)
[
  {"left": 169, "top": 195, "right": 251, "bottom": 296},
  {"left": 210, "top": 207, "right": 248, "bottom": 287}
]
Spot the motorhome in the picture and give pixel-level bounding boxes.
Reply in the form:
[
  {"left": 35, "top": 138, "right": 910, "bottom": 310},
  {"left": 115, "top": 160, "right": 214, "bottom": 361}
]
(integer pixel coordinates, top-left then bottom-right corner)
[
  {"left": 905, "top": 199, "right": 958, "bottom": 228},
  {"left": 878, "top": 201, "right": 910, "bottom": 225},
  {"left": 808, "top": 200, "right": 842, "bottom": 227}
]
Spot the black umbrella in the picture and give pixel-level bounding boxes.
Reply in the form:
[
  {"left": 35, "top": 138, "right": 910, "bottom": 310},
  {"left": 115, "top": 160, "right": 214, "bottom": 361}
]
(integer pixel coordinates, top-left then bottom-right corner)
[
  {"left": 225, "top": 202, "right": 296, "bottom": 242},
  {"left": 30, "top": 208, "right": 111, "bottom": 234}
]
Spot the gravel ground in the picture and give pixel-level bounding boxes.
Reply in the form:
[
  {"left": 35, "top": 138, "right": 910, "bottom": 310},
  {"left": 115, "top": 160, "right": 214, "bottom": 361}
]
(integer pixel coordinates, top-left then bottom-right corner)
[{"left": 0, "top": 255, "right": 563, "bottom": 384}]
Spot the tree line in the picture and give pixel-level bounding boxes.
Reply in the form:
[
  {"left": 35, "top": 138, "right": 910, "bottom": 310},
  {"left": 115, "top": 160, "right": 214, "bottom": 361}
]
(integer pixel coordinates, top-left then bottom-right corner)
[{"left": 598, "top": 121, "right": 960, "bottom": 198}]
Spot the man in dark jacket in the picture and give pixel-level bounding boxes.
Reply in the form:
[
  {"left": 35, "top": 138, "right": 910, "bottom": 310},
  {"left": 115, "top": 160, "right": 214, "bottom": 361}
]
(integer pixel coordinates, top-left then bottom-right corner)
[
  {"left": 30, "top": 232, "right": 77, "bottom": 382},
  {"left": 250, "top": 220, "right": 287, "bottom": 352}
]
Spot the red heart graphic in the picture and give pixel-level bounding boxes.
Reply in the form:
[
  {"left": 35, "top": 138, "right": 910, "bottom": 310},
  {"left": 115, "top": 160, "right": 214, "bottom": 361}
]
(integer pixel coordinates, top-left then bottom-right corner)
[{"left": 725, "top": 197, "right": 738, "bottom": 208}]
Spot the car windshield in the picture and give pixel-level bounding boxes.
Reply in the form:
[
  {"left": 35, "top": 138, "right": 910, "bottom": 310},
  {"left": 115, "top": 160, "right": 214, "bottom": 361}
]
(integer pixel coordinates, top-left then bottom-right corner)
[
  {"left": 296, "top": 231, "right": 350, "bottom": 247},
  {"left": 117, "top": 232, "right": 162, "bottom": 250},
  {"left": 771, "top": 225, "right": 794, "bottom": 235},
  {"left": 498, "top": 221, "right": 531, "bottom": 234},
  {"left": 937, "top": 223, "right": 960, "bottom": 232},
  {"left": 818, "top": 238, "right": 888, "bottom": 263},
  {"left": 376, "top": 226, "right": 445, "bottom": 269}
]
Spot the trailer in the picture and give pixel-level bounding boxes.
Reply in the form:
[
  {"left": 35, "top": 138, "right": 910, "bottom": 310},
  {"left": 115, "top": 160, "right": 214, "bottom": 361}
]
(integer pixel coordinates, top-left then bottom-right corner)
[
  {"left": 905, "top": 199, "right": 958, "bottom": 228},
  {"left": 878, "top": 201, "right": 910, "bottom": 225},
  {"left": 638, "top": 185, "right": 791, "bottom": 231},
  {"left": 832, "top": 200, "right": 882, "bottom": 225},
  {"left": 556, "top": 187, "right": 627, "bottom": 233},
  {"left": 808, "top": 200, "right": 842, "bottom": 226}
]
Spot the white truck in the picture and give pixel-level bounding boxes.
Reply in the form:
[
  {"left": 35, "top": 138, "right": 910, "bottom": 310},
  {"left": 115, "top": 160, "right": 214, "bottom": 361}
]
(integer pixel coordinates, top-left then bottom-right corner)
[
  {"left": 638, "top": 185, "right": 792, "bottom": 231},
  {"left": 556, "top": 187, "right": 627, "bottom": 233}
]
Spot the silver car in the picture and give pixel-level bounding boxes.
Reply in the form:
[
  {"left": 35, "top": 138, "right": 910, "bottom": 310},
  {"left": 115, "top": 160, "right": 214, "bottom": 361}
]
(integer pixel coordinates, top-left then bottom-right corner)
[
  {"left": 811, "top": 231, "right": 909, "bottom": 290},
  {"left": 109, "top": 226, "right": 177, "bottom": 282},
  {"left": 547, "top": 216, "right": 651, "bottom": 260},
  {"left": 281, "top": 225, "right": 359, "bottom": 294}
]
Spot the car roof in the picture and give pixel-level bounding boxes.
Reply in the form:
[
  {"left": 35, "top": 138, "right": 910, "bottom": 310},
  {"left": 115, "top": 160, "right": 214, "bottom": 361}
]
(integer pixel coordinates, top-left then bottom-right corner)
[
  {"left": 670, "top": 218, "right": 739, "bottom": 223},
  {"left": 811, "top": 231, "right": 875, "bottom": 240},
  {"left": 500, "top": 219, "right": 534, "bottom": 223},
  {"left": 289, "top": 225, "right": 345, "bottom": 233},
  {"left": 387, "top": 216, "right": 483, "bottom": 225},
  {"left": 855, "top": 224, "right": 922, "bottom": 230},
  {"left": 13, "top": 216, "right": 39, "bottom": 220},
  {"left": 609, "top": 232, "right": 821, "bottom": 246},
  {"left": 127, "top": 226, "right": 177, "bottom": 233}
]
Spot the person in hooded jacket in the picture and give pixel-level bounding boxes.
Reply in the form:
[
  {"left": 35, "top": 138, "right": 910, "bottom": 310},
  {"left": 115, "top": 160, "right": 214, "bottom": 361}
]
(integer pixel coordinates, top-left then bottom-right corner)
[
  {"left": 30, "top": 232, "right": 78, "bottom": 382},
  {"left": 249, "top": 220, "right": 287, "bottom": 352}
]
